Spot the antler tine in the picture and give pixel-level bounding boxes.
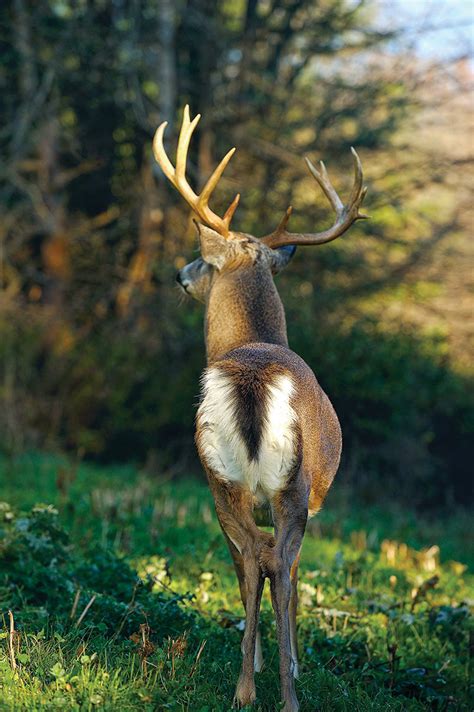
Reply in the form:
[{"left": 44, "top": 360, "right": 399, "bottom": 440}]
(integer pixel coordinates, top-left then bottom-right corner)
[
  {"left": 261, "top": 148, "right": 368, "bottom": 248},
  {"left": 153, "top": 121, "right": 176, "bottom": 185},
  {"left": 223, "top": 192, "right": 241, "bottom": 228},
  {"left": 305, "top": 157, "right": 344, "bottom": 214},
  {"left": 152, "top": 105, "right": 240, "bottom": 236},
  {"left": 348, "top": 147, "right": 364, "bottom": 208},
  {"left": 175, "top": 105, "right": 201, "bottom": 183},
  {"left": 199, "top": 147, "right": 236, "bottom": 208}
]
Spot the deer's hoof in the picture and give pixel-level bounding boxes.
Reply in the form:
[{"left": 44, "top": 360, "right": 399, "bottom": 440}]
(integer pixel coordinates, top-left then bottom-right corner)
[
  {"left": 281, "top": 694, "right": 299, "bottom": 712},
  {"left": 233, "top": 677, "right": 256, "bottom": 708}
]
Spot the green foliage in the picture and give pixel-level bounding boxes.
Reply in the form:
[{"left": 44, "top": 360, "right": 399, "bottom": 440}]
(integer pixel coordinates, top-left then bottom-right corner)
[
  {"left": 0, "top": 0, "right": 472, "bottom": 506},
  {"left": 0, "top": 501, "right": 193, "bottom": 639},
  {"left": 285, "top": 310, "right": 473, "bottom": 505},
  {"left": 0, "top": 454, "right": 472, "bottom": 710},
  {"left": 1, "top": 292, "right": 472, "bottom": 506}
]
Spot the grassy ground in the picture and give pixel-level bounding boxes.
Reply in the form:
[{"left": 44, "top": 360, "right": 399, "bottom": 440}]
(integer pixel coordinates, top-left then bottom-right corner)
[{"left": 0, "top": 452, "right": 472, "bottom": 711}]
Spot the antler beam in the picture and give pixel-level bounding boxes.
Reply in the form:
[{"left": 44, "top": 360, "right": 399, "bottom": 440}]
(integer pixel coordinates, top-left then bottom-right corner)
[
  {"left": 261, "top": 148, "right": 368, "bottom": 248},
  {"left": 153, "top": 105, "right": 240, "bottom": 236}
]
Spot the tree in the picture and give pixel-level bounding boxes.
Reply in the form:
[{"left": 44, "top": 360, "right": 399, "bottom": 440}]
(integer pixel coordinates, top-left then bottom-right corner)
[{"left": 0, "top": 0, "right": 472, "bottom": 505}]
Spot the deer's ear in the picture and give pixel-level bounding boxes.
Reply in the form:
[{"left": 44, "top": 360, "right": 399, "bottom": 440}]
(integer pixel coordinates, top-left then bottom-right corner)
[
  {"left": 270, "top": 245, "right": 297, "bottom": 274},
  {"left": 197, "top": 224, "right": 231, "bottom": 270}
]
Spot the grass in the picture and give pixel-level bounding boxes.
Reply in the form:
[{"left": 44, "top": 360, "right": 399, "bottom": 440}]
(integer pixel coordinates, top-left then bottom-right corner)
[{"left": 0, "top": 451, "right": 472, "bottom": 711}]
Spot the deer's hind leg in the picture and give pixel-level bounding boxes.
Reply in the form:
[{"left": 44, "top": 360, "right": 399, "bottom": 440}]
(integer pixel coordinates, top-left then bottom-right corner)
[
  {"left": 225, "top": 532, "right": 264, "bottom": 672},
  {"left": 206, "top": 472, "right": 274, "bottom": 708},
  {"left": 260, "top": 476, "right": 308, "bottom": 712},
  {"left": 289, "top": 548, "right": 301, "bottom": 679}
]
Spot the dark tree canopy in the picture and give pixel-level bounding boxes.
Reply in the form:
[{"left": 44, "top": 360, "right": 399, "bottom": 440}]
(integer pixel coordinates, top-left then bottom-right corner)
[{"left": 0, "top": 0, "right": 472, "bottom": 507}]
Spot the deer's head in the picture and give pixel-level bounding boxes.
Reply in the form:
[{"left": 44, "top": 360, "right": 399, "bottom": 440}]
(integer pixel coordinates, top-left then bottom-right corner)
[
  {"left": 154, "top": 106, "right": 367, "bottom": 303},
  {"left": 175, "top": 227, "right": 297, "bottom": 302}
]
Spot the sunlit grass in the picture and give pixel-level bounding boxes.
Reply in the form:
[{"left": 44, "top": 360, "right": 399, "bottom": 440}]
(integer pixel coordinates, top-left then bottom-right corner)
[{"left": 0, "top": 452, "right": 472, "bottom": 710}]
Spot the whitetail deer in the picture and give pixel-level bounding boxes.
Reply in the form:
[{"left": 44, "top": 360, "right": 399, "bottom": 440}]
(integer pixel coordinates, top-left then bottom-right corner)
[{"left": 153, "top": 106, "right": 367, "bottom": 711}]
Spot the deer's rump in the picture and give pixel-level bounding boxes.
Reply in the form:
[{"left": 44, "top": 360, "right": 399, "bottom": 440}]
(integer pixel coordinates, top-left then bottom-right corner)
[
  {"left": 196, "top": 343, "right": 342, "bottom": 510},
  {"left": 196, "top": 344, "right": 308, "bottom": 501}
]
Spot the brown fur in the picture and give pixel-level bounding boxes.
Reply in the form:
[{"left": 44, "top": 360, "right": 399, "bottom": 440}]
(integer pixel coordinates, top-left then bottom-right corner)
[
  {"left": 214, "top": 358, "right": 289, "bottom": 461},
  {"left": 205, "top": 256, "right": 288, "bottom": 362},
  {"left": 156, "top": 110, "right": 363, "bottom": 710},
  {"left": 186, "top": 228, "right": 342, "bottom": 712},
  {"left": 210, "top": 343, "right": 341, "bottom": 515}
]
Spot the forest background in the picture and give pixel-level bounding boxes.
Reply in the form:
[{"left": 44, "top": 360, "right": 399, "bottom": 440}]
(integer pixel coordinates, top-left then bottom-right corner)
[{"left": 1, "top": 0, "right": 473, "bottom": 509}]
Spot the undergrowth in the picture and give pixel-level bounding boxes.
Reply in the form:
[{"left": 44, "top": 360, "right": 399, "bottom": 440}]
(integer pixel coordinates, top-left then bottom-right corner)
[{"left": 0, "top": 452, "right": 472, "bottom": 710}]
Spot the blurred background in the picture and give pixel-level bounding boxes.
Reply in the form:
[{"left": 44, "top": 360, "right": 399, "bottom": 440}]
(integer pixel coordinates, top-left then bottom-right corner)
[{"left": 1, "top": 0, "right": 473, "bottom": 509}]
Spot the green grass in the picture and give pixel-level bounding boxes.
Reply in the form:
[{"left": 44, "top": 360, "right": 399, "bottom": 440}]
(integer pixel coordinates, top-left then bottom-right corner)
[{"left": 0, "top": 452, "right": 472, "bottom": 711}]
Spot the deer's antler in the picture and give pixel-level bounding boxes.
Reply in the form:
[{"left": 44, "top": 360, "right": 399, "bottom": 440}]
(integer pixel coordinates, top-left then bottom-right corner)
[
  {"left": 153, "top": 105, "right": 240, "bottom": 236},
  {"left": 261, "top": 148, "right": 368, "bottom": 248}
]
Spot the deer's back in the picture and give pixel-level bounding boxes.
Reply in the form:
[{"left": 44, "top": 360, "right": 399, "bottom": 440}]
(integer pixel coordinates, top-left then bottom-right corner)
[{"left": 196, "top": 343, "right": 341, "bottom": 513}]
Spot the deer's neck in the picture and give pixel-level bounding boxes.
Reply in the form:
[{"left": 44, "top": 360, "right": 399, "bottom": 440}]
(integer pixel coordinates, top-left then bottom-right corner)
[{"left": 205, "top": 264, "right": 288, "bottom": 363}]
